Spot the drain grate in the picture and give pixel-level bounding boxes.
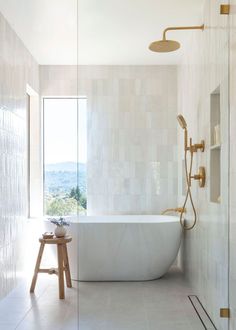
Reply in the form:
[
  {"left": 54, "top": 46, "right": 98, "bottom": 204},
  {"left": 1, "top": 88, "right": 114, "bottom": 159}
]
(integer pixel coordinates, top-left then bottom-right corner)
[{"left": 188, "top": 295, "right": 217, "bottom": 330}]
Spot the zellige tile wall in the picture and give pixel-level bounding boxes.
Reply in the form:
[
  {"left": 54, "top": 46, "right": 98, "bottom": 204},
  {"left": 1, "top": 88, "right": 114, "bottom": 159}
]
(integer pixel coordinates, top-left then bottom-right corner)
[
  {"left": 178, "top": 1, "right": 229, "bottom": 329},
  {"left": 40, "top": 65, "right": 178, "bottom": 215},
  {"left": 0, "top": 12, "right": 39, "bottom": 299}
]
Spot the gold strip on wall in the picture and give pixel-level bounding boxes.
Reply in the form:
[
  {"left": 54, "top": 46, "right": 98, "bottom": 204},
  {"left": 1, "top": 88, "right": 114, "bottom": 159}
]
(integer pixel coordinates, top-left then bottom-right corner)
[
  {"left": 220, "top": 308, "right": 230, "bottom": 318},
  {"left": 220, "top": 4, "right": 230, "bottom": 15}
]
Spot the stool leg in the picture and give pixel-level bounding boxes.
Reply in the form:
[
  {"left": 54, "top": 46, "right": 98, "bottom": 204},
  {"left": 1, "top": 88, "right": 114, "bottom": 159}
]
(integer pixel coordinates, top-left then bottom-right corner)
[
  {"left": 30, "top": 242, "right": 45, "bottom": 293},
  {"left": 62, "top": 244, "right": 72, "bottom": 288},
  {"left": 57, "top": 244, "right": 65, "bottom": 299}
]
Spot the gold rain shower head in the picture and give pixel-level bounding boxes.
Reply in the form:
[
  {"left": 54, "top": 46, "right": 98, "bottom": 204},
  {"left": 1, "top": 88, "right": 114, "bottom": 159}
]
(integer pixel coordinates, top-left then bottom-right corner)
[
  {"left": 149, "top": 40, "right": 180, "bottom": 53},
  {"left": 149, "top": 25, "right": 204, "bottom": 53}
]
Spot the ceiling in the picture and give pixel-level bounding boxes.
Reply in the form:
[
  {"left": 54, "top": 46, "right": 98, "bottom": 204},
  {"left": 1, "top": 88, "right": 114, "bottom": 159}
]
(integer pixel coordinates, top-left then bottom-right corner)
[{"left": 0, "top": 0, "right": 204, "bottom": 65}]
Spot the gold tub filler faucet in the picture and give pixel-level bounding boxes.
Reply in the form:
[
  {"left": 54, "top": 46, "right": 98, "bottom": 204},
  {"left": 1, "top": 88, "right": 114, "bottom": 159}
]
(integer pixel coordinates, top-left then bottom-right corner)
[
  {"left": 162, "top": 115, "right": 206, "bottom": 230},
  {"left": 161, "top": 207, "right": 186, "bottom": 215}
]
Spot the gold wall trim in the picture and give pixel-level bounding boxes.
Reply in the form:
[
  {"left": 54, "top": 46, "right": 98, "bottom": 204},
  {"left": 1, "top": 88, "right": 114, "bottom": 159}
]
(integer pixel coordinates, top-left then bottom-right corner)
[
  {"left": 220, "top": 4, "right": 230, "bottom": 15},
  {"left": 220, "top": 308, "right": 230, "bottom": 318}
]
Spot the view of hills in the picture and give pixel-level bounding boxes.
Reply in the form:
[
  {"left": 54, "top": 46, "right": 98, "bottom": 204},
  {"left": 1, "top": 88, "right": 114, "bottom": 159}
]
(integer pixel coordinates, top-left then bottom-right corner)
[{"left": 45, "top": 162, "right": 86, "bottom": 194}]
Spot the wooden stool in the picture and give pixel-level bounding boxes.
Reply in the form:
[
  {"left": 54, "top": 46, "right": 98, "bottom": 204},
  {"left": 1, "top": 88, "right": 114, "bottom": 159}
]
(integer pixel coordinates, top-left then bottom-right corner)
[{"left": 30, "top": 236, "right": 72, "bottom": 299}]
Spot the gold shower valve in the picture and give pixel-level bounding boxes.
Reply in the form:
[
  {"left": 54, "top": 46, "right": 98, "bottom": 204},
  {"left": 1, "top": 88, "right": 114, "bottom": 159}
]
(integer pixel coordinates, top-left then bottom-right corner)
[
  {"left": 194, "top": 140, "right": 205, "bottom": 152},
  {"left": 190, "top": 166, "right": 206, "bottom": 188},
  {"left": 189, "top": 139, "right": 205, "bottom": 153}
]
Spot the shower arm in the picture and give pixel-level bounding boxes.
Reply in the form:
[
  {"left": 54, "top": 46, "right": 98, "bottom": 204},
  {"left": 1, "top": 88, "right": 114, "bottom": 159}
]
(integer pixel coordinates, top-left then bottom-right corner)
[{"left": 162, "top": 25, "right": 204, "bottom": 41}]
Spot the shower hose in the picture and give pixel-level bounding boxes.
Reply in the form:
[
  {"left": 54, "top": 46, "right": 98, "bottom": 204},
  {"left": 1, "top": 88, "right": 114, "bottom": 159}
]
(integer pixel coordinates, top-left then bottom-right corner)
[{"left": 180, "top": 148, "right": 197, "bottom": 230}]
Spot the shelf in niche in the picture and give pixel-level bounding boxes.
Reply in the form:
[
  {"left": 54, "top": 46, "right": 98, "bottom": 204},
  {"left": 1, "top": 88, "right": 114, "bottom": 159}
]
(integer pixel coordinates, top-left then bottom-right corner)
[{"left": 210, "top": 144, "right": 221, "bottom": 150}]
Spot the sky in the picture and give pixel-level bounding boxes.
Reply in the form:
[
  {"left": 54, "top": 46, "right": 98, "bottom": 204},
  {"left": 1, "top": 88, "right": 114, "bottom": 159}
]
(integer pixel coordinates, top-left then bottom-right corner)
[{"left": 44, "top": 98, "right": 87, "bottom": 164}]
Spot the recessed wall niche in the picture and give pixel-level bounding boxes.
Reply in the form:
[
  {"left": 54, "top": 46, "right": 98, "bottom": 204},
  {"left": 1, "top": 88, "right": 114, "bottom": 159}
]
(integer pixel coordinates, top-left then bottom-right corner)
[{"left": 210, "top": 86, "right": 221, "bottom": 203}]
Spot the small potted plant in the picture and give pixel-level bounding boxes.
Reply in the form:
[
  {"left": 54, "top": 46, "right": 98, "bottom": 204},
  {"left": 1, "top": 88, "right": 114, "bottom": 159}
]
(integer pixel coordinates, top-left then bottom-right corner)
[{"left": 50, "top": 217, "right": 70, "bottom": 238}]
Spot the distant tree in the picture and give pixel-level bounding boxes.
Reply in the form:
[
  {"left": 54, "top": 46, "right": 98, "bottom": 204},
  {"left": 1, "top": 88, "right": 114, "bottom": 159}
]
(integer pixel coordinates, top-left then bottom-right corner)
[
  {"left": 69, "top": 186, "right": 81, "bottom": 200},
  {"left": 46, "top": 197, "right": 77, "bottom": 216},
  {"left": 80, "top": 195, "right": 87, "bottom": 209},
  {"left": 69, "top": 186, "right": 87, "bottom": 209}
]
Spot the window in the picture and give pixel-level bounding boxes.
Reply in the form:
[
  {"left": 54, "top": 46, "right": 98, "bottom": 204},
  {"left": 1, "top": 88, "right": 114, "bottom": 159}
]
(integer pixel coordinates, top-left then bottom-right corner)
[{"left": 43, "top": 98, "right": 87, "bottom": 216}]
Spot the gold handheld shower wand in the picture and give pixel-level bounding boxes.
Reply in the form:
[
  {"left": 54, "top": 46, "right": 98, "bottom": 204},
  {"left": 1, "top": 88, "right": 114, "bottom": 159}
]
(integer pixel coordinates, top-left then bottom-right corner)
[
  {"left": 177, "top": 115, "right": 205, "bottom": 152},
  {"left": 177, "top": 115, "right": 205, "bottom": 230},
  {"left": 177, "top": 115, "right": 188, "bottom": 151}
]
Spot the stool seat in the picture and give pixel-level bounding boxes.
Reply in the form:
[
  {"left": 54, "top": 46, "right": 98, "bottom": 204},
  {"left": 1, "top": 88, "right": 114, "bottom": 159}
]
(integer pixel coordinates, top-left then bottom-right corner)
[
  {"left": 30, "top": 235, "right": 72, "bottom": 299},
  {"left": 39, "top": 236, "right": 72, "bottom": 244}
]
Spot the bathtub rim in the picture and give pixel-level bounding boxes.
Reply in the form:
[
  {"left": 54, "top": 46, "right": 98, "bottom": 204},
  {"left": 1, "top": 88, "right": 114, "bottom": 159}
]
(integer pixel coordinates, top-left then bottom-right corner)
[{"left": 64, "top": 215, "right": 181, "bottom": 224}]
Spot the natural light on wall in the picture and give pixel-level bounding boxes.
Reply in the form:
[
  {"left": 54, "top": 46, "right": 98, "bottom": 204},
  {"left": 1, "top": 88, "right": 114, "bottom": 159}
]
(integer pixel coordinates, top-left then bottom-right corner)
[{"left": 43, "top": 98, "right": 87, "bottom": 217}]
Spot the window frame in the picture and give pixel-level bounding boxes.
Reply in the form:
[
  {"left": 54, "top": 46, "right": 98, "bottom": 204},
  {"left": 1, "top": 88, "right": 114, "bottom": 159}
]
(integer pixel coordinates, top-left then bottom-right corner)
[{"left": 42, "top": 96, "right": 87, "bottom": 218}]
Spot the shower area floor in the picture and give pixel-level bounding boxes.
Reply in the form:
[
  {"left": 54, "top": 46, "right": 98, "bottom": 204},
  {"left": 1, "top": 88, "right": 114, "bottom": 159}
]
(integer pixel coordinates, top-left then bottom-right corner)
[{"left": 0, "top": 267, "right": 204, "bottom": 330}]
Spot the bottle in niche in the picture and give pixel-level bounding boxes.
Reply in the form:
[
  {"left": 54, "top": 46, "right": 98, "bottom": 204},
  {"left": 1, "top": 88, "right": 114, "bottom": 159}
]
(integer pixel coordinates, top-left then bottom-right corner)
[{"left": 214, "top": 124, "right": 221, "bottom": 145}]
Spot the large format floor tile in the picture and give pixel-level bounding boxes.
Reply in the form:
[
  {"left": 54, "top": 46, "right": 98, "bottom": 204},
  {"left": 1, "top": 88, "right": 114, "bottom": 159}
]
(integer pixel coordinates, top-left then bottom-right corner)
[{"left": 0, "top": 267, "right": 204, "bottom": 330}]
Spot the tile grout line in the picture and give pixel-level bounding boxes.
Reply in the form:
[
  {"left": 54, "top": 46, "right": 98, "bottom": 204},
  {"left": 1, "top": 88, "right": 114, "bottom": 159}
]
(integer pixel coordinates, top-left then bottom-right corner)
[
  {"left": 14, "top": 282, "right": 52, "bottom": 329},
  {"left": 141, "top": 283, "right": 151, "bottom": 330}
]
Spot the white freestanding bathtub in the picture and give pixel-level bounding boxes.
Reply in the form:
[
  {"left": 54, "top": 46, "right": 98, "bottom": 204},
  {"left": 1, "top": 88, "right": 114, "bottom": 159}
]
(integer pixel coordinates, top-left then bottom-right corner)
[{"left": 65, "top": 215, "right": 182, "bottom": 281}]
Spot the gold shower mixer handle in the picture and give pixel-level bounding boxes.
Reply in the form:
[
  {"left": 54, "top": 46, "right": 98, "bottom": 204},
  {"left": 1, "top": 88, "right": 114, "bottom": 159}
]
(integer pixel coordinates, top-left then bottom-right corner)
[
  {"left": 193, "top": 140, "right": 205, "bottom": 152},
  {"left": 189, "top": 138, "right": 205, "bottom": 153},
  {"left": 190, "top": 166, "right": 206, "bottom": 187}
]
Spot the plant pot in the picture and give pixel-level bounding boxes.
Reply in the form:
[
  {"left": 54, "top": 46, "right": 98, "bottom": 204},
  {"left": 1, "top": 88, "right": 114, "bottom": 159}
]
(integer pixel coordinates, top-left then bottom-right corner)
[{"left": 54, "top": 226, "right": 66, "bottom": 238}]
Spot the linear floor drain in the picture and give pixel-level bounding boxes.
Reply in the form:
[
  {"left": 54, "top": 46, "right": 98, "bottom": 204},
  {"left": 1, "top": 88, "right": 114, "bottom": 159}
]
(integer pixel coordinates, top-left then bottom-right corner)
[{"left": 188, "top": 295, "right": 217, "bottom": 330}]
